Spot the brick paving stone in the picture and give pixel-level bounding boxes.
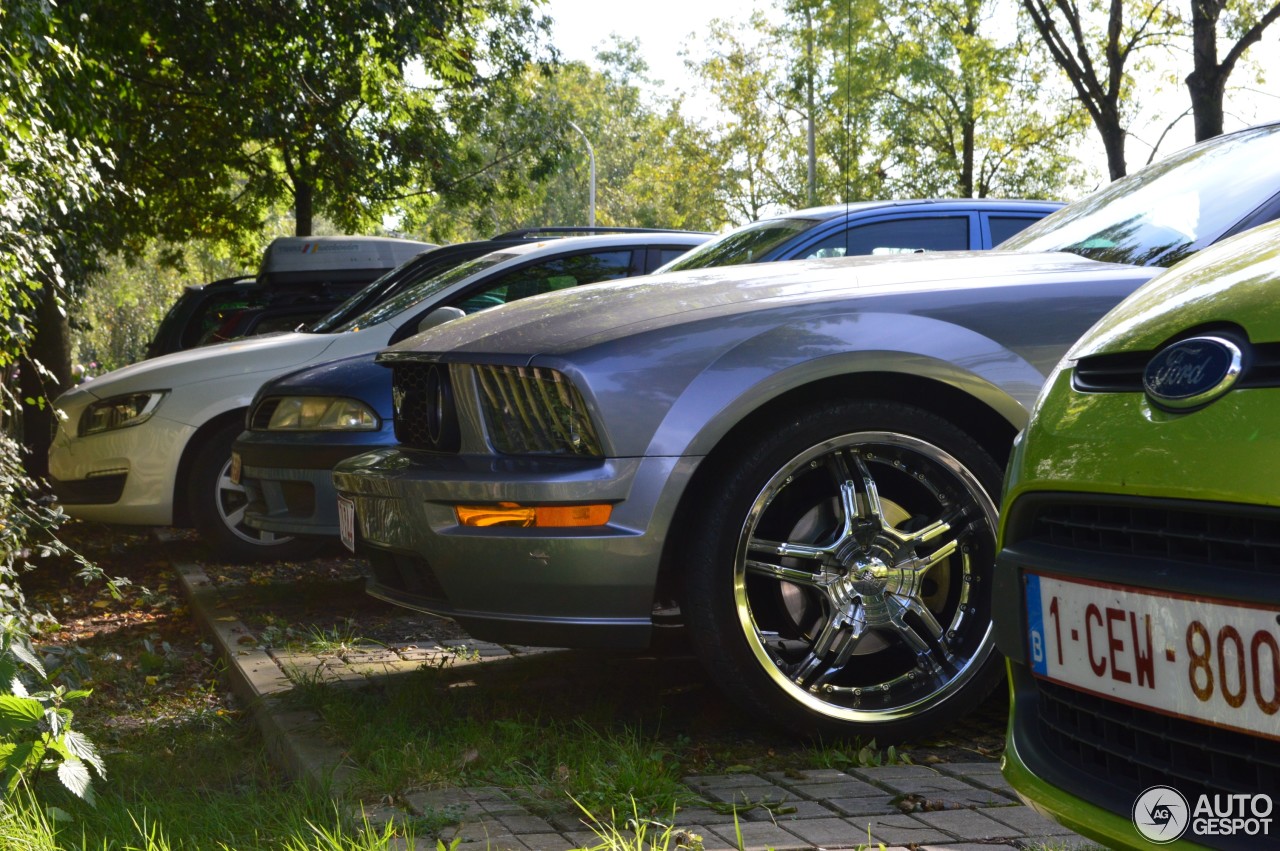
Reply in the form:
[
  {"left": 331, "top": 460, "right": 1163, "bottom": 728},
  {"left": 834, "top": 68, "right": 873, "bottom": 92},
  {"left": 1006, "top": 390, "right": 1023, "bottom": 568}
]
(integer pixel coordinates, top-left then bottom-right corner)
[
  {"left": 703, "top": 820, "right": 810, "bottom": 850},
  {"left": 787, "top": 778, "right": 886, "bottom": 799},
  {"left": 343, "top": 649, "right": 404, "bottom": 664},
  {"left": 764, "top": 768, "right": 852, "bottom": 784},
  {"left": 856, "top": 813, "right": 953, "bottom": 846},
  {"left": 496, "top": 814, "right": 558, "bottom": 833},
  {"left": 395, "top": 647, "right": 450, "bottom": 662},
  {"left": 343, "top": 661, "right": 423, "bottom": 678},
  {"left": 672, "top": 825, "right": 741, "bottom": 851},
  {"left": 982, "top": 804, "right": 1077, "bottom": 836},
  {"left": 1015, "top": 833, "right": 1100, "bottom": 850},
  {"left": 922, "top": 788, "right": 1021, "bottom": 808},
  {"left": 872, "top": 773, "right": 985, "bottom": 796},
  {"left": 685, "top": 773, "right": 780, "bottom": 790},
  {"left": 671, "top": 805, "right": 741, "bottom": 827},
  {"left": 913, "top": 808, "right": 1023, "bottom": 841},
  {"left": 559, "top": 830, "right": 603, "bottom": 848},
  {"left": 517, "top": 833, "right": 574, "bottom": 850},
  {"left": 934, "top": 761, "right": 1003, "bottom": 777},
  {"left": 783, "top": 816, "right": 874, "bottom": 848},
  {"left": 741, "top": 800, "right": 836, "bottom": 821},
  {"left": 826, "top": 797, "right": 903, "bottom": 817}
]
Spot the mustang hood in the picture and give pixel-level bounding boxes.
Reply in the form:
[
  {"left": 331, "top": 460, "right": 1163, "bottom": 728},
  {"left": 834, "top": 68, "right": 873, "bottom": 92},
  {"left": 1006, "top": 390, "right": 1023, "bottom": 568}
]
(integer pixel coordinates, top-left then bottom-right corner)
[
  {"left": 75, "top": 331, "right": 341, "bottom": 398},
  {"left": 382, "top": 251, "right": 1151, "bottom": 361}
]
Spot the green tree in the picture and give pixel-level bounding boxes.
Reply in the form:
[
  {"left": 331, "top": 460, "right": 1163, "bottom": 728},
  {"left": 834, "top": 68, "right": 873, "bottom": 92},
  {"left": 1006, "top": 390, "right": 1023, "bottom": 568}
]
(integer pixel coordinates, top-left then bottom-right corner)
[
  {"left": 411, "top": 41, "right": 729, "bottom": 238},
  {"left": 878, "top": 0, "right": 1090, "bottom": 198}
]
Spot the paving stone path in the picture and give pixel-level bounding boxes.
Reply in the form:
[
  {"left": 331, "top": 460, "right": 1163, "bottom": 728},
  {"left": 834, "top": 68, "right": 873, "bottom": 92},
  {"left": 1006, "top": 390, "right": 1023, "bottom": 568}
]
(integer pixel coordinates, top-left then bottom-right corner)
[{"left": 173, "top": 557, "right": 1098, "bottom": 851}]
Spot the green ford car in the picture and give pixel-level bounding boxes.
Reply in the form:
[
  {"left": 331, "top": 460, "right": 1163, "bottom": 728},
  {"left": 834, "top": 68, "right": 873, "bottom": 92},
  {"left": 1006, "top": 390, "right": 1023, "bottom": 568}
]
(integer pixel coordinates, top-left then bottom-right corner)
[{"left": 993, "top": 221, "right": 1280, "bottom": 850}]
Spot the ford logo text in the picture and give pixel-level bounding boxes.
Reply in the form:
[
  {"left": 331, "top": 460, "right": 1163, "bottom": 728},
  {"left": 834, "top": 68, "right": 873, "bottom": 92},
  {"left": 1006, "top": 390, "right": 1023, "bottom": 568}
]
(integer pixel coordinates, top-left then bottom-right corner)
[{"left": 1143, "top": 336, "right": 1243, "bottom": 411}]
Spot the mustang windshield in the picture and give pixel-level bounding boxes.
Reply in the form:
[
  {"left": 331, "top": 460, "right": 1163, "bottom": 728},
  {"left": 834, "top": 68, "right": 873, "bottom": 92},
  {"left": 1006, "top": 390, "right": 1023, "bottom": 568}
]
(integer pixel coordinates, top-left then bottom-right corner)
[
  {"left": 1002, "top": 124, "right": 1280, "bottom": 267},
  {"left": 657, "top": 217, "right": 827, "bottom": 272}
]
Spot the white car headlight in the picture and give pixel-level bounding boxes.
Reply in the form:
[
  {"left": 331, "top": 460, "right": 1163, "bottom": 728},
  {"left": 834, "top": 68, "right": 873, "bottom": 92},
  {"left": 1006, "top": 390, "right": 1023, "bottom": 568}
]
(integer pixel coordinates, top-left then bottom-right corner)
[
  {"left": 265, "top": 396, "right": 379, "bottom": 431},
  {"left": 79, "top": 391, "right": 167, "bottom": 436}
]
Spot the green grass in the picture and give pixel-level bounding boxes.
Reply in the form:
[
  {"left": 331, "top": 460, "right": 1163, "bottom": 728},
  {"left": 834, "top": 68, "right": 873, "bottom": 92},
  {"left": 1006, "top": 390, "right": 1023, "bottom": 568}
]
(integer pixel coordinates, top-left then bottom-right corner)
[{"left": 11, "top": 714, "right": 418, "bottom": 851}]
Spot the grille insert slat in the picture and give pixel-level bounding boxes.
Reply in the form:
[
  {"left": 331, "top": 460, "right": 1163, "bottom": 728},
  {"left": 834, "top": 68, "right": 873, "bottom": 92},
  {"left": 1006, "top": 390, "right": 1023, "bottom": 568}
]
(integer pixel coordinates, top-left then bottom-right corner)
[
  {"left": 1036, "top": 680, "right": 1280, "bottom": 798},
  {"left": 1031, "top": 503, "right": 1280, "bottom": 574}
]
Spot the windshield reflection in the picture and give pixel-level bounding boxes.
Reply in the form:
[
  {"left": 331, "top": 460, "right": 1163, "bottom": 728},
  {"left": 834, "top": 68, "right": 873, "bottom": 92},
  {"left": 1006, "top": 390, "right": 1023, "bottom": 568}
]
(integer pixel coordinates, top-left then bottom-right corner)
[
  {"left": 658, "top": 218, "right": 825, "bottom": 272},
  {"left": 1002, "top": 124, "right": 1280, "bottom": 267},
  {"left": 320, "top": 254, "right": 507, "bottom": 333}
]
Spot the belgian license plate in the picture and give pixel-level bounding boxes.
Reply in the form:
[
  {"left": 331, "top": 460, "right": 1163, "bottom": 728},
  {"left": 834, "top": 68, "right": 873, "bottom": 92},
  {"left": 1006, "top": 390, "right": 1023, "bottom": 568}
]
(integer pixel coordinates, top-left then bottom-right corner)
[
  {"left": 338, "top": 496, "right": 356, "bottom": 553},
  {"left": 229, "top": 451, "right": 242, "bottom": 485},
  {"left": 1025, "top": 572, "right": 1280, "bottom": 741}
]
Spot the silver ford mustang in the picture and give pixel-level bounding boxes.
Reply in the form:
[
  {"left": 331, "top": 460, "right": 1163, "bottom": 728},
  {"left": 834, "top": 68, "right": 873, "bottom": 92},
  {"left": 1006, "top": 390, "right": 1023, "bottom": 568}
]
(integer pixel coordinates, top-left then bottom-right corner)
[{"left": 334, "top": 123, "right": 1280, "bottom": 739}]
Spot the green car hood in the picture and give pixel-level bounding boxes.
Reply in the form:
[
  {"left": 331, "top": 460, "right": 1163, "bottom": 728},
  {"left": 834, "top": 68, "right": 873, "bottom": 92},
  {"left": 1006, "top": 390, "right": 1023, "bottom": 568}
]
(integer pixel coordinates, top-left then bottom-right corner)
[{"left": 1006, "top": 220, "right": 1280, "bottom": 508}]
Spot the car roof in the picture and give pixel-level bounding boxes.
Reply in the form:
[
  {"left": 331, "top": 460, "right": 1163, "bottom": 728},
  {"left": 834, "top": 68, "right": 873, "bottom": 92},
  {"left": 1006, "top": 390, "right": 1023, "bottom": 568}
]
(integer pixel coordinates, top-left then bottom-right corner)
[
  {"left": 778, "top": 198, "right": 1065, "bottom": 222},
  {"left": 472, "top": 231, "right": 712, "bottom": 263}
]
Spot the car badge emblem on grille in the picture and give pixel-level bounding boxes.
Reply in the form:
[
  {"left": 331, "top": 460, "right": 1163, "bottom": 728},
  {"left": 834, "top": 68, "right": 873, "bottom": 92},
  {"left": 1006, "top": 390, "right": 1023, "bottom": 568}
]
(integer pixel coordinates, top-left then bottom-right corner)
[
  {"left": 391, "top": 385, "right": 406, "bottom": 419},
  {"left": 1142, "top": 335, "right": 1242, "bottom": 411}
]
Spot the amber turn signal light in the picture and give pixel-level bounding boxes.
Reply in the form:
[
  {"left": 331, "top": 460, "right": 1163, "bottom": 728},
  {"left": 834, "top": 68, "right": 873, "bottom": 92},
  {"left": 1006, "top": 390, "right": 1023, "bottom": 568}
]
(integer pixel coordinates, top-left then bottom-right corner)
[{"left": 455, "top": 502, "right": 612, "bottom": 528}]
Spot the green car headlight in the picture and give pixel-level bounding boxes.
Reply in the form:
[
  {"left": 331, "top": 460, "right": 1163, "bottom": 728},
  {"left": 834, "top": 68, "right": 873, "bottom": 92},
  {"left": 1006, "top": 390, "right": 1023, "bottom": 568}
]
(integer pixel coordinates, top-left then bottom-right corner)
[
  {"left": 475, "top": 365, "right": 603, "bottom": 456},
  {"left": 266, "top": 396, "right": 379, "bottom": 431},
  {"left": 79, "top": 391, "right": 167, "bottom": 436}
]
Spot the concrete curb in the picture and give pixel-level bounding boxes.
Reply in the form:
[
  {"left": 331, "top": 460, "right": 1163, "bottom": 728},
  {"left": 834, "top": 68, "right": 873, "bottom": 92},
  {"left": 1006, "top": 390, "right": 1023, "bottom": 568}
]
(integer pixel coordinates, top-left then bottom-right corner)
[{"left": 172, "top": 559, "right": 357, "bottom": 795}]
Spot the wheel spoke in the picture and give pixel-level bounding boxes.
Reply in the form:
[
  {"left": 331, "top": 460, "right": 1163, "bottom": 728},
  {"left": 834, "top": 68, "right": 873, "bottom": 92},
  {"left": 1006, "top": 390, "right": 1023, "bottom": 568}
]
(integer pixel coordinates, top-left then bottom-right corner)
[
  {"left": 748, "top": 536, "right": 829, "bottom": 561},
  {"left": 745, "top": 558, "right": 825, "bottom": 588},
  {"left": 791, "top": 612, "right": 860, "bottom": 685},
  {"left": 899, "top": 535, "right": 959, "bottom": 573},
  {"left": 851, "top": 455, "right": 886, "bottom": 527},
  {"left": 223, "top": 504, "right": 247, "bottom": 526}
]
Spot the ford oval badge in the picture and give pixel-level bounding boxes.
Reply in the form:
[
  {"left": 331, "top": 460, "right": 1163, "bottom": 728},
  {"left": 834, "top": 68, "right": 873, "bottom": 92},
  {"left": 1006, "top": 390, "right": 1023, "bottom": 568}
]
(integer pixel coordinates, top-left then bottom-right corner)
[{"left": 1142, "top": 336, "right": 1243, "bottom": 411}]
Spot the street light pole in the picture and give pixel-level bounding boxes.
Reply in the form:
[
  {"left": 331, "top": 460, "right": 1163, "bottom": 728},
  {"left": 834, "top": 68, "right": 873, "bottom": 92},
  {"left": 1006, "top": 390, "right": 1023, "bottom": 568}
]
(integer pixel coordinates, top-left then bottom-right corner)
[{"left": 567, "top": 121, "right": 596, "bottom": 227}]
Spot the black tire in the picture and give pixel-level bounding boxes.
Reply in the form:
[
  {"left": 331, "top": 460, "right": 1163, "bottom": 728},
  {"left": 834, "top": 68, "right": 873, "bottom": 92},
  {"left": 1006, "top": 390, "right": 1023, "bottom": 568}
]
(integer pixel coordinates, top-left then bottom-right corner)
[
  {"left": 188, "top": 420, "right": 322, "bottom": 563},
  {"left": 684, "top": 399, "right": 1005, "bottom": 741}
]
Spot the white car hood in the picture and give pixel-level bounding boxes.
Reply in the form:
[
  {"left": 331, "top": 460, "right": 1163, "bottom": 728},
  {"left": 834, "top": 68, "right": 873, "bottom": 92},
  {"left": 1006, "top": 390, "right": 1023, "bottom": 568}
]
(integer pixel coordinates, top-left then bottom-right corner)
[{"left": 75, "top": 332, "right": 341, "bottom": 399}]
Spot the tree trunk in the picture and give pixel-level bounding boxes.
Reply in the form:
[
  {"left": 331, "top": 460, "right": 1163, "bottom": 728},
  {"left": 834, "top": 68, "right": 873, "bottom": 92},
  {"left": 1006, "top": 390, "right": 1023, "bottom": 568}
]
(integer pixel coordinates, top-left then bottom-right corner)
[
  {"left": 1188, "top": 0, "right": 1225, "bottom": 142},
  {"left": 1100, "top": 113, "right": 1127, "bottom": 180},
  {"left": 295, "top": 178, "right": 314, "bottom": 237},
  {"left": 19, "top": 284, "right": 73, "bottom": 482}
]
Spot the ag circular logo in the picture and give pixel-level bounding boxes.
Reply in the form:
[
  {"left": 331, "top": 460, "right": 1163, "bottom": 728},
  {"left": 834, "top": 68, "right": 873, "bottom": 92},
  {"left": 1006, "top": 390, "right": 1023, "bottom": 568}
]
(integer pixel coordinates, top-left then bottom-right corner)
[
  {"left": 1143, "top": 336, "right": 1242, "bottom": 411},
  {"left": 1133, "top": 785, "right": 1190, "bottom": 843}
]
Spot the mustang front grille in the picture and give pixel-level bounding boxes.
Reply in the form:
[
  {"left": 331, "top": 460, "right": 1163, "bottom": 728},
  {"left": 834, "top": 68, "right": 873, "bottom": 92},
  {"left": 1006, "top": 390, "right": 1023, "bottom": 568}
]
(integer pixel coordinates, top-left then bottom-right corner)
[{"left": 474, "top": 365, "right": 602, "bottom": 456}]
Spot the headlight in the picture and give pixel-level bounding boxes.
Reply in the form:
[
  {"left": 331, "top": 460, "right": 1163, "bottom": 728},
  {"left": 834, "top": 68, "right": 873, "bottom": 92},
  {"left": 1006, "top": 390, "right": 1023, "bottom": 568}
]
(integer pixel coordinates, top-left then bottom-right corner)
[
  {"left": 474, "top": 365, "right": 602, "bottom": 456},
  {"left": 79, "top": 391, "right": 167, "bottom": 436},
  {"left": 264, "top": 396, "right": 379, "bottom": 431}
]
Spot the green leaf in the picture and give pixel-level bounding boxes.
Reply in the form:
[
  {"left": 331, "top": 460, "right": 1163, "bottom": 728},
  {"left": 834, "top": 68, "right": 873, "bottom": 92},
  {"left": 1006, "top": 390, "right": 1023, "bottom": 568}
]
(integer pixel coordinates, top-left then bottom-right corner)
[
  {"left": 57, "top": 758, "right": 92, "bottom": 800},
  {"left": 63, "top": 730, "right": 105, "bottom": 778},
  {"left": 0, "top": 695, "right": 43, "bottom": 734},
  {"left": 9, "top": 641, "right": 46, "bottom": 679}
]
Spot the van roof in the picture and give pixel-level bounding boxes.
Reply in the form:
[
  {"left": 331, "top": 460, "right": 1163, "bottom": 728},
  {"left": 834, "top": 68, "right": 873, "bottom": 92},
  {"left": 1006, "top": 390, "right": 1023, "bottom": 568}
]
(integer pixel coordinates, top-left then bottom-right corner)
[{"left": 259, "top": 236, "right": 434, "bottom": 276}]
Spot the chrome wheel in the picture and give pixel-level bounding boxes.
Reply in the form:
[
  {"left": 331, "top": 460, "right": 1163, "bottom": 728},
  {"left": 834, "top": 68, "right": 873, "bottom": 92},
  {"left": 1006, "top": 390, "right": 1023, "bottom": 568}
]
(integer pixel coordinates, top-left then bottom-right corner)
[{"left": 732, "top": 430, "right": 998, "bottom": 726}]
